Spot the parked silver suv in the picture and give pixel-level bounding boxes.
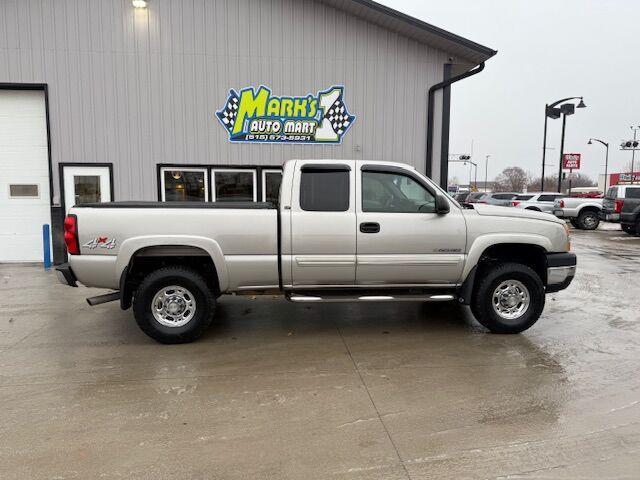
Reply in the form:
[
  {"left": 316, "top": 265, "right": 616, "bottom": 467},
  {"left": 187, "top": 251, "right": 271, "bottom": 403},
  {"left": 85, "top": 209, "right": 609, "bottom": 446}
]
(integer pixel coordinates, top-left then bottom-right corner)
[
  {"left": 468, "top": 192, "right": 519, "bottom": 207},
  {"left": 512, "top": 193, "right": 565, "bottom": 213}
]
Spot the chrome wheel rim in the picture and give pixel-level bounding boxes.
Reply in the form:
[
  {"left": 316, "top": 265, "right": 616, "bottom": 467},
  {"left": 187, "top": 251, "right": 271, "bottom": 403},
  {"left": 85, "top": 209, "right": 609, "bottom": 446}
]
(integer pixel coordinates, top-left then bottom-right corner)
[
  {"left": 583, "top": 214, "right": 597, "bottom": 229},
  {"left": 151, "top": 285, "right": 196, "bottom": 327},
  {"left": 492, "top": 280, "right": 530, "bottom": 320}
]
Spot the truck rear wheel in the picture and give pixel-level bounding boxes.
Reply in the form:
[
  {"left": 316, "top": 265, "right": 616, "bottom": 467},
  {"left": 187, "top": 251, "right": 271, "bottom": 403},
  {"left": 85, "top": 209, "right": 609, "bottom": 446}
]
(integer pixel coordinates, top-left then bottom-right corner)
[
  {"left": 471, "top": 262, "right": 545, "bottom": 334},
  {"left": 133, "top": 267, "right": 215, "bottom": 344},
  {"left": 577, "top": 210, "right": 599, "bottom": 230}
]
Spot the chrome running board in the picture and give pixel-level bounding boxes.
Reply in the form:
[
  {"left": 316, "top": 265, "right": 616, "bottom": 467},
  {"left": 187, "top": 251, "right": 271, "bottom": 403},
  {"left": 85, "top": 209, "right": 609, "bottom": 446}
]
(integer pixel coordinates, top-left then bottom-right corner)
[{"left": 286, "top": 293, "right": 455, "bottom": 303}]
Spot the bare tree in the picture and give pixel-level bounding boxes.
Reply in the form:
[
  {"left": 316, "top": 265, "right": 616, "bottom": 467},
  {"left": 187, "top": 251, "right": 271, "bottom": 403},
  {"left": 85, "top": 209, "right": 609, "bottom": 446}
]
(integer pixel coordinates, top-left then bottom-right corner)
[
  {"left": 493, "top": 167, "right": 531, "bottom": 192},
  {"left": 528, "top": 173, "right": 595, "bottom": 192}
]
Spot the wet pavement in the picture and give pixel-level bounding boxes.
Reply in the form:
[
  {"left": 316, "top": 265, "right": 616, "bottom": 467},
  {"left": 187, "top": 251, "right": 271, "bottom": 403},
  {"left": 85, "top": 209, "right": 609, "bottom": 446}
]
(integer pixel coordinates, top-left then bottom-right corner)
[{"left": 1, "top": 226, "right": 639, "bottom": 479}]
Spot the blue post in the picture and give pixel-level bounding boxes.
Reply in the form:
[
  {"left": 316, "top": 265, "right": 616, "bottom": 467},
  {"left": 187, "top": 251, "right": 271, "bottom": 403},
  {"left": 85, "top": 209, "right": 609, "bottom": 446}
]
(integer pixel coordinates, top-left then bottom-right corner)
[{"left": 43, "top": 224, "right": 52, "bottom": 269}]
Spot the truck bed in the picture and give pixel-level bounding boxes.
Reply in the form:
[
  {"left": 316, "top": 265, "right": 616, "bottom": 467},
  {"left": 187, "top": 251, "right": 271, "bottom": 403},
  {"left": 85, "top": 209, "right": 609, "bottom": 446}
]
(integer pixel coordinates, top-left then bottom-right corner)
[{"left": 68, "top": 202, "right": 279, "bottom": 291}]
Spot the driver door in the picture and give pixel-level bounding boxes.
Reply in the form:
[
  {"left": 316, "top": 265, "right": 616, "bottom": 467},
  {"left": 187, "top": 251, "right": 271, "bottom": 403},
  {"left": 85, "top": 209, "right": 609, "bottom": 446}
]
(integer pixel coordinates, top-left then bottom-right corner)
[{"left": 355, "top": 165, "right": 466, "bottom": 286}]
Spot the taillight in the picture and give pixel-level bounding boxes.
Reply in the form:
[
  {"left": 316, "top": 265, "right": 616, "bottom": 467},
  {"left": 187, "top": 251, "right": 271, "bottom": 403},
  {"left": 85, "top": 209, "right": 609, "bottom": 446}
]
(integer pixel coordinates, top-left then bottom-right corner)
[
  {"left": 560, "top": 200, "right": 565, "bottom": 208},
  {"left": 512, "top": 201, "right": 520, "bottom": 207},
  {"left": 64, "top": 214, "right": 80, "bottom": 255},
  {"left": 614, "top": 199, "right": 624, "bottom": 213}
]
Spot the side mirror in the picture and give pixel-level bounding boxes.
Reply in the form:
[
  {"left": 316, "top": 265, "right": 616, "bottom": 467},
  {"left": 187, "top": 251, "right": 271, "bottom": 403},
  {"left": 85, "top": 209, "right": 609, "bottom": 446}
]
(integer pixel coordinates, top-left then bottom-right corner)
[{"left": 436, "top": 195, "right": 450, "bottom": 215}]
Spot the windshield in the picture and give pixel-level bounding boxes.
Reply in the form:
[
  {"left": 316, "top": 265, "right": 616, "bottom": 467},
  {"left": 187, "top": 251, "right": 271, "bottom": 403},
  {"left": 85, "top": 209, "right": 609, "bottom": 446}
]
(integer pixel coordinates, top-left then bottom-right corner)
[{"left": 515, "top": 194, "right": 534, "bottom": 201}]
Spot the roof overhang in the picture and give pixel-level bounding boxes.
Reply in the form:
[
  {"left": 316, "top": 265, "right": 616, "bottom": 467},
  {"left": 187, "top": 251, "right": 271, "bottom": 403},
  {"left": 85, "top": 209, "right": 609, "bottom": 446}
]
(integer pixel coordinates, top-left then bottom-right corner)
[{"left": 318, "top": 0, "right": 497, "bottom": 66}]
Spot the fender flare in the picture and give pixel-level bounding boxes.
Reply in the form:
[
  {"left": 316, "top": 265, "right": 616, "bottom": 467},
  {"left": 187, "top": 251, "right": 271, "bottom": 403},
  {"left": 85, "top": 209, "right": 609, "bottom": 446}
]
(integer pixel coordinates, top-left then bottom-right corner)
[
  {"left": 115, "top": 235, "right": 229, "bottom": 292},
  {"left": 461, "top": 233, "right": 552, "bottom": 281}
]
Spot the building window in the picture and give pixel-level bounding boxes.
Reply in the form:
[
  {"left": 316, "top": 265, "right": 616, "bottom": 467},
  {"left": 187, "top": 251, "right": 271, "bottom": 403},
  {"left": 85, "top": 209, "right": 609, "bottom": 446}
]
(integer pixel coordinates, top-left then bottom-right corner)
[
  {"left": 300, "top": 169, "right": 349, "bottom": 212},
  {"left": 160, "top": 168, "right": 208, "bottom": 202},
  {"left": 9, "top": 184, "right": 39, "bottom": 198},
  {"left": 74, "top": 176, "right": 101, "bottom": 205},
  {"left": 262, "top": 170, "right": 282, "bottom": 204},
  {"left": 212, "top": 169, "right": 256, "bottom": 202}
]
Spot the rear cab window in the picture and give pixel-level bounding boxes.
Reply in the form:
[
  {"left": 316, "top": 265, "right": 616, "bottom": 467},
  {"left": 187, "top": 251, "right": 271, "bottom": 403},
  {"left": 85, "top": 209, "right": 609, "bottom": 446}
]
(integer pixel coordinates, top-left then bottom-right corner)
[
  {"left": 625, "top": 187, "right": 640, "bottom": 199},
  {"left": 299, "top": 166, "right": 350, "bottom": 212},
  {"left": 606, "top": 187, "right": 618, "bottom": 199},
  {"left": 538, "top": 194, "right": 562, "bottom": 202}
]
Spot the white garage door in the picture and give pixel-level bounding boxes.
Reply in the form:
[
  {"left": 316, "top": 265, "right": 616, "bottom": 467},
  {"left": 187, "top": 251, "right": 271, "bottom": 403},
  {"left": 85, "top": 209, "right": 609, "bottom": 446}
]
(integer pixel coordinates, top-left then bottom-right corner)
[{"left": 0, "top": 90, "right": 50, "bottom": 262}]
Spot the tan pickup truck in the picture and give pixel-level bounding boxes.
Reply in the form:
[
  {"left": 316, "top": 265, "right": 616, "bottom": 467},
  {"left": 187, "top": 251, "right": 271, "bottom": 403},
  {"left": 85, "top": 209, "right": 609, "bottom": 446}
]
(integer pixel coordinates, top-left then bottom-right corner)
[{"left": 57, "top": 159, "right": 576, "bottom": 343}]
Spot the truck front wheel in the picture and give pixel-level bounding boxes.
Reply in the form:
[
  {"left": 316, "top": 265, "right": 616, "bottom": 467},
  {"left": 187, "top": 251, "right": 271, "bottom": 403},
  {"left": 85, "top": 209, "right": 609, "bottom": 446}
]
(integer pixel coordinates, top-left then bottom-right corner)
[
  {"left": 471, "top": 263, "right": 545, "bottom": 334},
  {"left": 133, "top": 267, "right": 215, "bottom": 344}
]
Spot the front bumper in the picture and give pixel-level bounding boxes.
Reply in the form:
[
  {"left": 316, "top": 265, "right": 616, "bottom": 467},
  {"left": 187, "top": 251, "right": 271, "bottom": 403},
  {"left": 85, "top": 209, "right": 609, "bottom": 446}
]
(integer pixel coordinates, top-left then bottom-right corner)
[
  {"left": 55, "top": 263, "right": 78, "bottom": 287},
  {"left": 546, "top": 252, "right": 576, "bottom": 293}
]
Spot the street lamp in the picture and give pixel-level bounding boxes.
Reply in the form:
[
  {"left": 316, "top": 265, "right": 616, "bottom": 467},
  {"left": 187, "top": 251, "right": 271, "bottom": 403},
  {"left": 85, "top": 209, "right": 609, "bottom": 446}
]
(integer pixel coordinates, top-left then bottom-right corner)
[
  {"left": 484, "top": 155, "right": 491, "bottom": 192},
  {"left": 588, "top": 138, "right": 609, "bottom": 193},
  {"left": 541, "top": 97, "right": 586, "bottom": 191}
]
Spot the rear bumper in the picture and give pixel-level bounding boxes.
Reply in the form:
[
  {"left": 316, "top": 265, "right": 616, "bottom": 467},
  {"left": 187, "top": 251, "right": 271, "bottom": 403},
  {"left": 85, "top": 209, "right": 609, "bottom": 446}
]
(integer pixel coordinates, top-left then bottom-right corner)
[
  {"left": 599, "top": 211, "right": 620, "bottom": 222},
  {"left": 546, "top": 252, "right": 576, "bottom": 293},
  {"left": 552, "top": 208, "right": 577, "bottom": 219},
  {"left": 55, "top": 263, "right": 78, "bottom": 287}
]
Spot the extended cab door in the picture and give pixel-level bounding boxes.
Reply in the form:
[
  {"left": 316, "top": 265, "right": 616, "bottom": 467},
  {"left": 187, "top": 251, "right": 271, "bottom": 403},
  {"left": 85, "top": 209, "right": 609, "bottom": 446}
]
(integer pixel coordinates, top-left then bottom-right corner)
[
  {"left": 356, "top": 164, "right": 466, "bottom": 286},
  {"left": 289, "top": 162, "right": 356, "bottom": 286}
]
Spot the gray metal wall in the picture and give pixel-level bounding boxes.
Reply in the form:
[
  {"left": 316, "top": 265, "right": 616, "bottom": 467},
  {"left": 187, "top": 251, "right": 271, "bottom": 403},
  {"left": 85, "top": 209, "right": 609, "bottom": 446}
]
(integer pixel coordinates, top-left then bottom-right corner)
[{"left": 0, "top": 0, "right": 449, "bottom": 202}]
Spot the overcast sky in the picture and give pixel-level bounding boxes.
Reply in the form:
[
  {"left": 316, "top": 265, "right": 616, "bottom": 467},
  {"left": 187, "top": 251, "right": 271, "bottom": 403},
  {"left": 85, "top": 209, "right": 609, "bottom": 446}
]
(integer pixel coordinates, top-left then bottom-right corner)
[{"left": 378, "top": 0, "right": 639, "bottom": 186}]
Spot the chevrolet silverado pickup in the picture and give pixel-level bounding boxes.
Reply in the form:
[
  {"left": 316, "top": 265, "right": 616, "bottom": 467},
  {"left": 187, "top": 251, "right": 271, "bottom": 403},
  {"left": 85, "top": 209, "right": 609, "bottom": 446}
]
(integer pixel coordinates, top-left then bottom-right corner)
[{"left": 56, "top": 160, "right": 576, "bottom": 343}]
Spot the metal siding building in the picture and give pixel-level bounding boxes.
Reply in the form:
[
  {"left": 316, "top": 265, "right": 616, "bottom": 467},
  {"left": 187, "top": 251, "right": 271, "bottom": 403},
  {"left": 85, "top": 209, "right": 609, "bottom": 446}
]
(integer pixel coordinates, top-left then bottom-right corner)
[{"left": 0, "top": 0, "right": 494, "bottom": 263}]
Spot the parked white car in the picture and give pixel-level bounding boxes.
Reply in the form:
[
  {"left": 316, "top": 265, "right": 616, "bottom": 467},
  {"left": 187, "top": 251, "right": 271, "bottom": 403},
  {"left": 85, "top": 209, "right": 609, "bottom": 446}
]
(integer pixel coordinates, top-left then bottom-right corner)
[
  {"left": 512, "top": 192, "right": 566, "bottom": 213},
  {"left": 56, "top": 159, "right": 576, "bottom": 343}
]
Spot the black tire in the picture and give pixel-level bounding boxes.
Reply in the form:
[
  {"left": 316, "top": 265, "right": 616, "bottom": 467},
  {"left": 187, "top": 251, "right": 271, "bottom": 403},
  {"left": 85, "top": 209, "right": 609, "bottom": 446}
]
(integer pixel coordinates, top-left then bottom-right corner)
[
  {"left": 577, "top": 210, "right": 599, "bottom": 230},
  {"left": 471, "top": 262, "right": 545, "bottom": 334},
  {"left": 525, "top": 207, "right": 540, "bottom": 212},
  {"left": 133, "top": 267, "right": 215, "bottom": 344},
  {"left": 622, "top": 224, "right": 636, "bottom": 235},
  {"left": 569, "top": 218, "right": 580, "bottom": 229}
]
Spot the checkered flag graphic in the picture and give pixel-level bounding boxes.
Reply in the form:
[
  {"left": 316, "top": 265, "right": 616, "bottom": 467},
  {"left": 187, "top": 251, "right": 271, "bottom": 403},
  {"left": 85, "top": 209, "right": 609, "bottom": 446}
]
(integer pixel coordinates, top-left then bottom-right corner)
[
  {"left": 324, "top": 95, "right": 354, "bottom": 136},
  {"left": 216, "top": 91, "right": 240, "bottom": 132}
]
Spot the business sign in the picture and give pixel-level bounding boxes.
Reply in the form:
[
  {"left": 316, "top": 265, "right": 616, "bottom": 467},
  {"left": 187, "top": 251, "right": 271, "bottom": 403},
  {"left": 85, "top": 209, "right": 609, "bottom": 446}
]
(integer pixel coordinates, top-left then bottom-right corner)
[
  {"left": 216, "top": 85, "right": 355, "bottom": 144},
  {"left": 610, "top": 172, "right": 640, "bottom": 185},
  {"left": 562, "top": 153, "right": 581, "bottom": 170}
]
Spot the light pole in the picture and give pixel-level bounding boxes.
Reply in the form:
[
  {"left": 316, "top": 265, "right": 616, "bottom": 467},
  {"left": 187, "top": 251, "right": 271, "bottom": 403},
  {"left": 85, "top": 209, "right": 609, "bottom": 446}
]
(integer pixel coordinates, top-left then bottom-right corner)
[
  {"left": 485, "top": 155, "right": 490, "bottom": 192},
  {"left": 541, "top": 97, "right": 586, "bottom": 191},
  {"left": 448, "top": 154, "right": 477, "bottom": 192},
  {"left": 631, "top": 126, "right": 639, "bottom": 184},
  {"left": 588, "top": 138, "right": 609, "bottom": 193}
]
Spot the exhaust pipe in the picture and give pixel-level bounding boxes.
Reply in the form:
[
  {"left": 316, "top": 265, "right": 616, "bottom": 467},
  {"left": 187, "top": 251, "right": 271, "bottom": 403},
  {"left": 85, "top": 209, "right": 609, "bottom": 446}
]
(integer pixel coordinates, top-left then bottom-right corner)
[{"left": 86, "top": 292, "right": 120, "bottom": 306}]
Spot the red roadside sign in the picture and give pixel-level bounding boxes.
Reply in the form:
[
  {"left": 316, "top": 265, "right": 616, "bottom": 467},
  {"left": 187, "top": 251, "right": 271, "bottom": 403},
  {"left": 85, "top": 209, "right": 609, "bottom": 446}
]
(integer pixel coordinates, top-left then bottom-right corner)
[{"left": 562, "top": 153, "right": 581, "bottom": 170}]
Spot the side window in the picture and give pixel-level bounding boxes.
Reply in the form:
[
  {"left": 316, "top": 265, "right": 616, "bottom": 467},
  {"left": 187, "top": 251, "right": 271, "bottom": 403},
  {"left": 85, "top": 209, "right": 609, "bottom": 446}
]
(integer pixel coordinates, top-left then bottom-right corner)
[
  {"left": 626, "top": 188, "right": 640, "bottom": 199},
  {"left": 300, "top": 169, "right": 349, "bottom": 212},
  {"left": 493, "top": 193, "right": 516, "bottom": 200},
  {"left": 538, "top": 194, "right": 558, "bottom": 202},
  {"left": 362, "top": 171, "right": 435, "bottom": 213}
]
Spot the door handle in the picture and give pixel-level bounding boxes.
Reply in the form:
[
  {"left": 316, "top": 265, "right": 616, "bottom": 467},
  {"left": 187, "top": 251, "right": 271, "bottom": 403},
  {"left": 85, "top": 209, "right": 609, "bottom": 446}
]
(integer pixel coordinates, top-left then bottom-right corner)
[{"left": 360, "top": 222, "right": 380, "bottom": 233}]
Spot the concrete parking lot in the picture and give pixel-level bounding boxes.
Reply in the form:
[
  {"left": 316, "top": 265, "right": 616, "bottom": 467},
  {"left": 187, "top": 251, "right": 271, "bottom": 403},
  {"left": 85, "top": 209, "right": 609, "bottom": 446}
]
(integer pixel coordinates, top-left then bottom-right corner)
[{"left": 1, "top": 226, "right": 639, "bottom": 479}]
